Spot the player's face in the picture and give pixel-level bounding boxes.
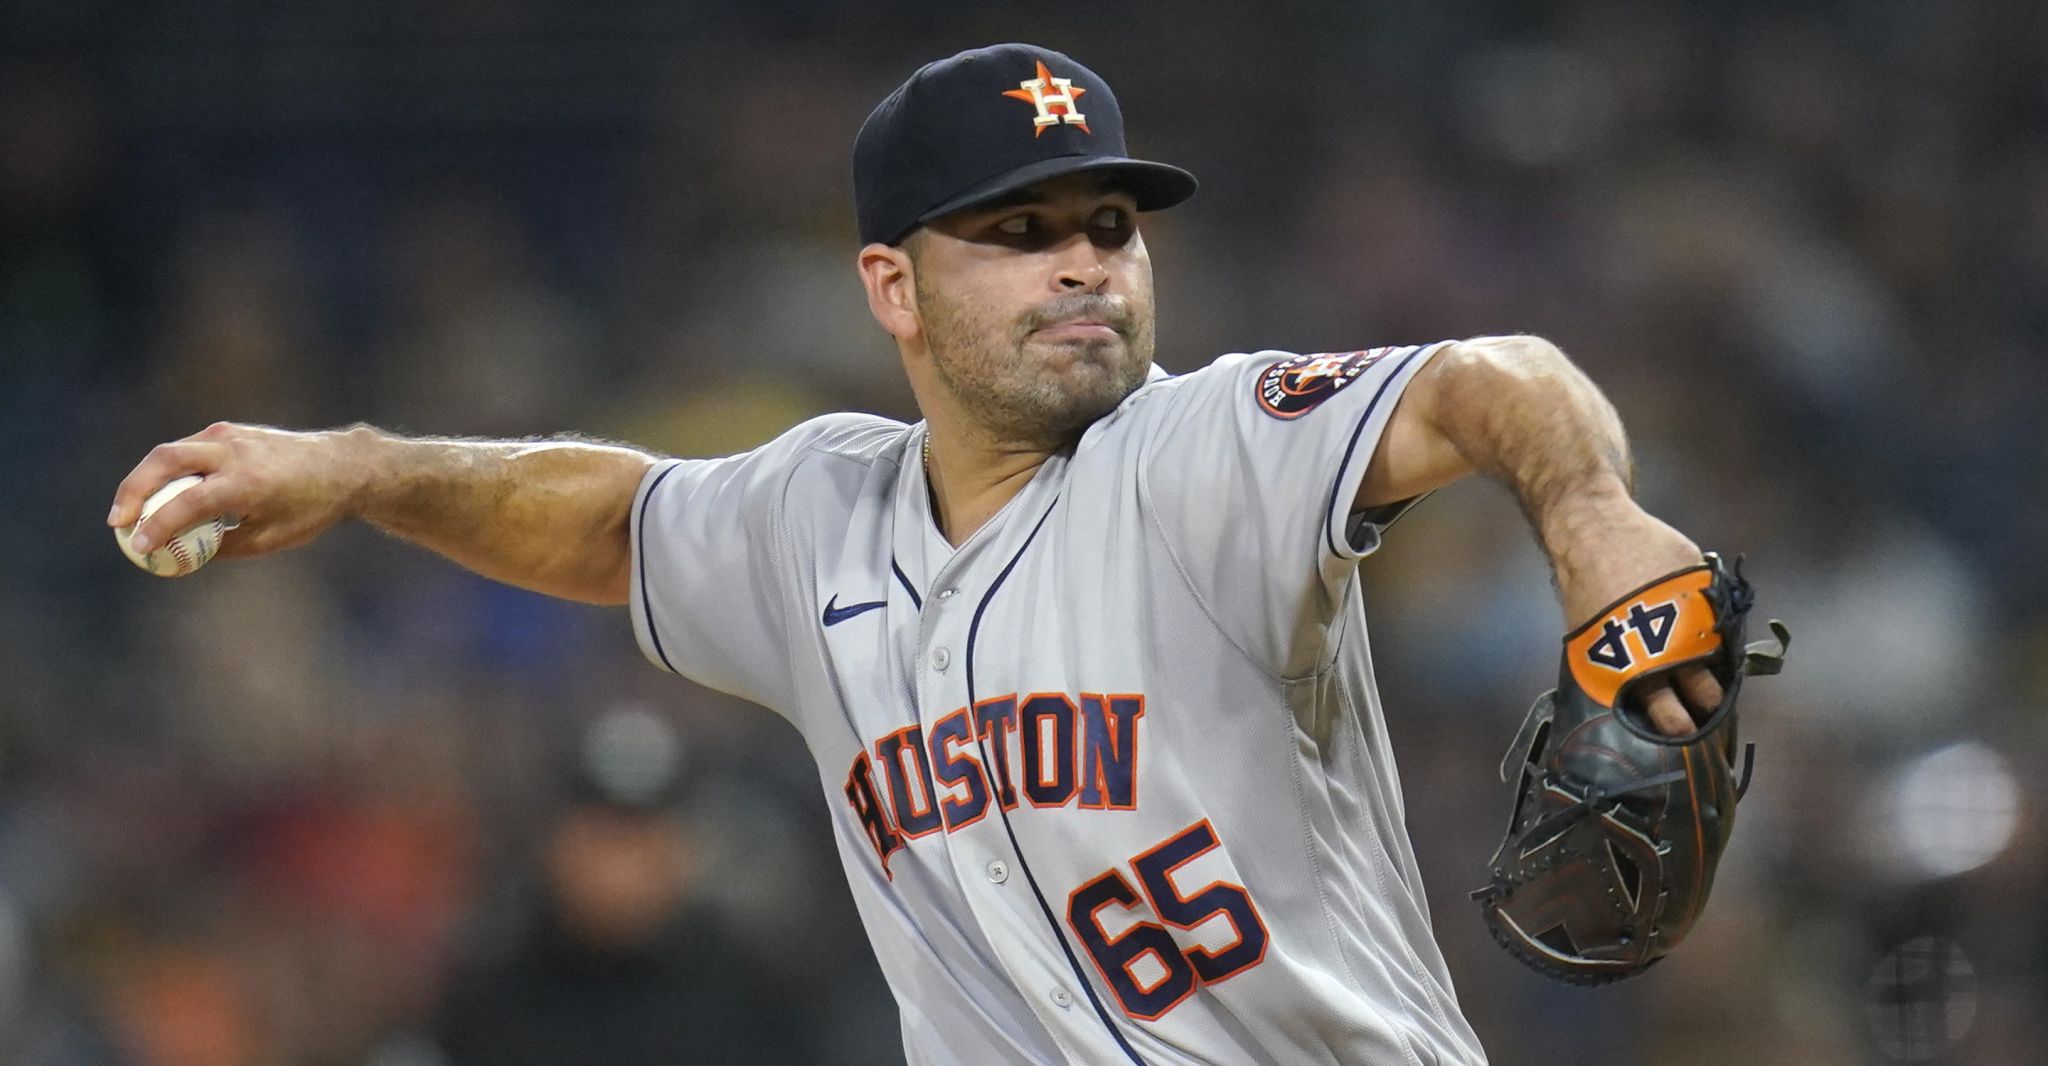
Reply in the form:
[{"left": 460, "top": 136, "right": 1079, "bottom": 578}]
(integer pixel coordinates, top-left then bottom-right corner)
[{"left": 908, "top": 175, "right": 1156, "bottom": 444}]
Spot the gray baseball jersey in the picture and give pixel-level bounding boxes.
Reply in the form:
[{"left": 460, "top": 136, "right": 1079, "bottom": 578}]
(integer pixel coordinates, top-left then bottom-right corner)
[{"left": 630, "top": 343, "right": 1487, "bottom": 1066}]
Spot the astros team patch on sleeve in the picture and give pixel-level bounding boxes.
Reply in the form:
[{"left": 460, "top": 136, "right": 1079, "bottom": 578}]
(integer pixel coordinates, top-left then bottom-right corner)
[{"left": 1254, "top": 349, "right": 1394, "bottom": 419}]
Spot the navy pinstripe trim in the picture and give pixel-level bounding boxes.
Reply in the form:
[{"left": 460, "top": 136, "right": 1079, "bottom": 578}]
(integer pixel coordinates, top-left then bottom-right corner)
[
  {"left": 637, "top": 463, "right": 683, "bottom": 673},
  {"left": 964, "top": 497, "right": 1148, "bottom": 1066},
  {"left": 1323, "top": 344, "right": 1436, "bottom": 558},
  {"left": 891, "top": 557, "right": 923, "bottom": 609}
]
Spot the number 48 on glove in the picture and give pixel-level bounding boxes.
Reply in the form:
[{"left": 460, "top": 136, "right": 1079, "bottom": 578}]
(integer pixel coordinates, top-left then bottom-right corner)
[{"left": 1473, "top": 552, "right": 1789, "bottom": 984}]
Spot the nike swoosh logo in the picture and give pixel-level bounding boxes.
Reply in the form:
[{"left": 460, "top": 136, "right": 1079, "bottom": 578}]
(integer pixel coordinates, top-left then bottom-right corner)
[{"left": 822, "top": 595, "right": 888, "bottom": 627}]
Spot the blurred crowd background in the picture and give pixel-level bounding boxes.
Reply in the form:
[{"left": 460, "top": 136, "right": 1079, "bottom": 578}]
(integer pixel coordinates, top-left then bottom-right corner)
[{"left": 3, "top": 1, "right": 2043, "bottom": 1063}]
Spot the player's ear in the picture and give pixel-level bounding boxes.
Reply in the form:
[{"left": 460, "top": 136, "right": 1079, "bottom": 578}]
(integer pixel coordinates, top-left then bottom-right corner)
[{"left": 857, "top": 241, "right": 920, "bottom": 342}]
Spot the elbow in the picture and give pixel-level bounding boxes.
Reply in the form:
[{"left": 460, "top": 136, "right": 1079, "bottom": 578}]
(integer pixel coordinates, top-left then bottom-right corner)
[
  {"left": 1447, "top": 334, "right": 1571, "bottom": 381},
  {"left": 587, "top": 454, "right": 656, "bottom": 606},
  {"left": 586, "top": 556, "right": 633, "bottom": 607},
  {"left": 561, "top": 475, "right": 642, "bottom": 607},
  {"left": 542, "top": 549, "right": 631, "bottom": 606},
  {"left": 1436, "top": 334, "right": 1600, "bottom": 423},
  {"left": 587, "top": 503, "right": 636, "bottom": 607}
]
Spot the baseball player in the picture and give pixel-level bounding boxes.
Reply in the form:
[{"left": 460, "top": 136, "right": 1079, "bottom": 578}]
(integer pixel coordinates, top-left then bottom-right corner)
[{"left": 112, "top": 44, "right": 1733, "bottom": 1065}]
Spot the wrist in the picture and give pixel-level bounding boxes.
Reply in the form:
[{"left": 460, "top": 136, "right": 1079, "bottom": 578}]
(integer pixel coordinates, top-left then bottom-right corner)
[
  {"left": 1538, "top": 476, "right": 1649, "bottom": 604},
  {"left": 331, "top": 423, "right": 396, "bottom": 520},
  {"left": 1543, "top": 494, "right": 1704, "bottom": 625}
]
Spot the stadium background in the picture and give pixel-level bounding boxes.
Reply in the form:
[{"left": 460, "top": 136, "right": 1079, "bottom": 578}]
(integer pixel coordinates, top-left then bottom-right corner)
[{"left": 3, "top": 1, "right": 2043, "bottom": 1063}]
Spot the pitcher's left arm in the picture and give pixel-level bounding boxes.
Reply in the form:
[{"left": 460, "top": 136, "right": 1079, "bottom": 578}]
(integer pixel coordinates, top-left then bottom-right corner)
[{"left": 1357, "top": 334, "right": 1721, "bottom": 737}]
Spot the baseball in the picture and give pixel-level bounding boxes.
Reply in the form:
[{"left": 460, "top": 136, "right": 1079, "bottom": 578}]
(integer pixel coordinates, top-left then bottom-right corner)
[{"left": 115, "top": 475, "right": 228, "bottom": 577}]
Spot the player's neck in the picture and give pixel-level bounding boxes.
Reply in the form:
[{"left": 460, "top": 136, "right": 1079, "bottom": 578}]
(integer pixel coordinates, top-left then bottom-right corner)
[{"left": 921, "top": 426, "right": 1055, "bottom": 547}]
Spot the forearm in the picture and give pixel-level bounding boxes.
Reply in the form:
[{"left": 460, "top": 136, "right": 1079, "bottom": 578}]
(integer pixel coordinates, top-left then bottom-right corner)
[
  {"left": 346, "top": 426, "right": 658, "bottom": 605},
  {"left": 1427, "top": 336, "right": 1682, "bottom": 619},
  {"left": 1430, "top": 334, "right": 1628, "bottom": 516}
]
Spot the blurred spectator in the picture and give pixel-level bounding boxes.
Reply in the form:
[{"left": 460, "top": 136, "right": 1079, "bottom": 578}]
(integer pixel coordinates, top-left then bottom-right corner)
[{"left": 425, "top": 707, "right": 814, "bottom": 1066}]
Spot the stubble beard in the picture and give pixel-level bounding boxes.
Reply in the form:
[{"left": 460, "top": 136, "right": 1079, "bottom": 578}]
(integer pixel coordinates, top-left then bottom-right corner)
[{"left": 918, "top": 285, "right": 1156, "bottom": 449}]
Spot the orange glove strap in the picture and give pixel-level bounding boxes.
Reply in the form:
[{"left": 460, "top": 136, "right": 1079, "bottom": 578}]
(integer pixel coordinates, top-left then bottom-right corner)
[{"left": 1562, "top": 566, "right": 1722, "bottom": 708}]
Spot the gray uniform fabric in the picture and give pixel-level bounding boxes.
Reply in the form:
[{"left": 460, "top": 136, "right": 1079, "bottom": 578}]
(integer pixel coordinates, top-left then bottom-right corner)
[{"left": 630, "top": 344, "right": 1487, "bottom": 1066}]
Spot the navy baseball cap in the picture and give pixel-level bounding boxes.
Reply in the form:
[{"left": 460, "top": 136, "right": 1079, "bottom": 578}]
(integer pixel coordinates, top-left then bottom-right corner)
[{"left": 854, "top": 43, "right": 1197, "bottom": 246}]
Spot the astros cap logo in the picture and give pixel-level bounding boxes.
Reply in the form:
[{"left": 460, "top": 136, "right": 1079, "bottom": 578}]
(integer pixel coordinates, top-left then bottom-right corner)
[
  {"left": 1001, "top": 58, "right": 1090, "bottom": 136},
  {"left": 852, "top": 43, "right": 1197, "bottom": 246}
]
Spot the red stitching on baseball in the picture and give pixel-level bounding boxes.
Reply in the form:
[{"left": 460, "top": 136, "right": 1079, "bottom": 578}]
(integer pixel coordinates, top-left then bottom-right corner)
[{"left": 167, "top": 537, "right": 194, "bottom": 575}]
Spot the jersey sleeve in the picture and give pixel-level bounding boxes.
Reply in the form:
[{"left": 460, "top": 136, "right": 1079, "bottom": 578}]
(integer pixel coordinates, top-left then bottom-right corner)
[
  {"left": 628, "top": 419, "right": 844, "bottom": 714},
  {"left": 1138, "top": 343, "right": 1450, "bottom": 675}
]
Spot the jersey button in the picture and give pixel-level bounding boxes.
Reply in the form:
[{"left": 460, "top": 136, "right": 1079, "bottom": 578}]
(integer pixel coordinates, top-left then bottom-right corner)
[
  {"left": 986, "top": 860, "right": 1009, "bottom": 884},
  {"left": 931, "top": 647, "right": 950, "bottom": 672},
  {"left": 937, "top": 588, "right": 957, "bottom": 600},
  {"left": 1049, "top": 987, "right": 1073, "bottom": 1009}
]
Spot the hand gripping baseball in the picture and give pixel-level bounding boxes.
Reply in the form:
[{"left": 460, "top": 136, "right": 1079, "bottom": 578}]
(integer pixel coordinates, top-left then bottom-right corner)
[
  {"left": 1472, "top": 552, "right": 1789, "bottom": 984},
  {"left": 109, "top": 422, "right": 367, "bottom": 563}
]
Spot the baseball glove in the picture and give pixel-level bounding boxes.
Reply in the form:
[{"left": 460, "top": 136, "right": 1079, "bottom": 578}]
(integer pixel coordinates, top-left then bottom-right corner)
[{"left": 1471, "top": 552, "right": 1788, "bottom": 984}]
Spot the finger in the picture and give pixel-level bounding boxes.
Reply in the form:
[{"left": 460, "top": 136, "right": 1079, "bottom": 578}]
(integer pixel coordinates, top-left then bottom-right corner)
[
  {"left": 110, "top": 440, "right": 231, "bottom": 528},
  {"left": 1639, "top": 683, "right": 1697, "bottom": 738},
  {"left": 1673, "top": 665, "right": 1724, "bottom": 717},
  {"left": 215, "top": 519, "right": 313, "bottom": 560},
  {"left": 212, "top": 520, "right": 274, "bottom": 559},
  {"left": 130, "top": 475, "right": 239, "bottom": 555}
]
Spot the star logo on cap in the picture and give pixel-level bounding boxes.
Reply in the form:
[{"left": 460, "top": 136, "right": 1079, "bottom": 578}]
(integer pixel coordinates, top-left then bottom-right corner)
[{"left": 1001, "top": 59, "right": 1090, "bottom": 137}]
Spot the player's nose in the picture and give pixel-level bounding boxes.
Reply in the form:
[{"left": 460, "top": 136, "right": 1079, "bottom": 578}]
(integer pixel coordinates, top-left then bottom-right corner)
[{"left": 1050, "top": 235, "right": 1110, "bottom": 292}]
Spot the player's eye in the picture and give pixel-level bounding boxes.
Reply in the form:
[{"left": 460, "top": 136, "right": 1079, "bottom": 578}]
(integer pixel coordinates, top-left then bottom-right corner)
[
  {"left": 996, "top": 215, "right": 1035, "bottom": 236},
  {"left": 1088, "top": 205, "right": 1136, "bottom": 249}
]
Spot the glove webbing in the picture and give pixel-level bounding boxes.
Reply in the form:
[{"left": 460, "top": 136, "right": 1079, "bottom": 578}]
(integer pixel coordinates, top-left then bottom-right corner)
[{"left": 1500, "top": 742, "right": 1756, "bottom": 871}]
